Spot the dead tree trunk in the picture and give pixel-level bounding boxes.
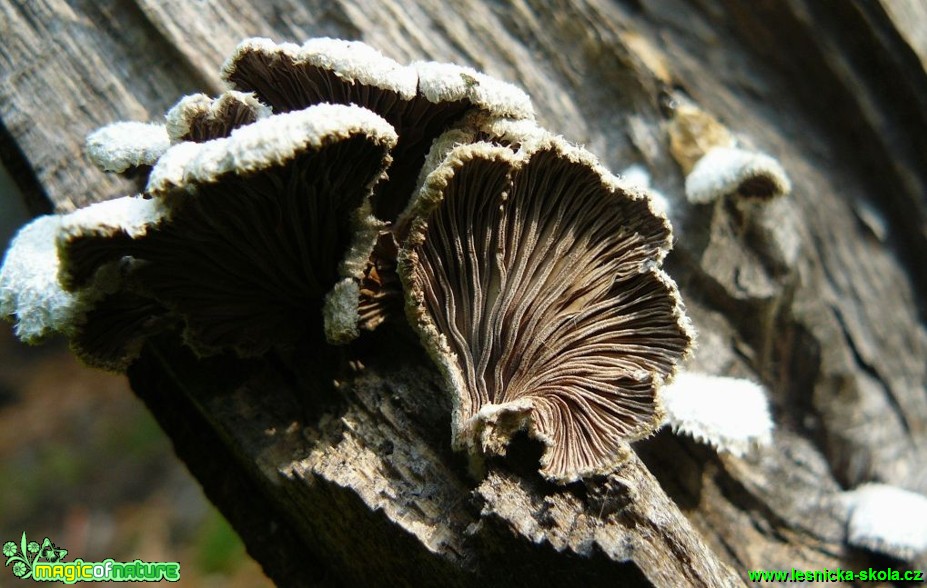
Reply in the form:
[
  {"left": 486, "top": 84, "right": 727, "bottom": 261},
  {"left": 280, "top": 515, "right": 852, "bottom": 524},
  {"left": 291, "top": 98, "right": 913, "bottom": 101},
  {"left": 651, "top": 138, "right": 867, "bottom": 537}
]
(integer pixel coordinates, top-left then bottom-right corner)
[{"left": 2, "top": 1, "right": 926, "bottom": 586}]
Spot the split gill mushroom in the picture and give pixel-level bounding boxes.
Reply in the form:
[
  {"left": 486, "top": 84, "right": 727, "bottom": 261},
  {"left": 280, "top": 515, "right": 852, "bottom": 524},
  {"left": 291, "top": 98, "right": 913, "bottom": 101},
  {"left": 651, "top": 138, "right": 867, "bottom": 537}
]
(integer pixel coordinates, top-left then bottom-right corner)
[
  {"left": 1, "top": 103, "right": 398, "bottom": 369},
  {"left": 0, "top": 37, "right": 725, "bottom": 485},
  {"left": 218, "top": 37, "right": 537, "bottom": 343},
  {"left": 399, "top": 129, "right": 695, "bottom": 482},
  {"left": 222, "top": 37, "right": 534, "bottom": 223}
]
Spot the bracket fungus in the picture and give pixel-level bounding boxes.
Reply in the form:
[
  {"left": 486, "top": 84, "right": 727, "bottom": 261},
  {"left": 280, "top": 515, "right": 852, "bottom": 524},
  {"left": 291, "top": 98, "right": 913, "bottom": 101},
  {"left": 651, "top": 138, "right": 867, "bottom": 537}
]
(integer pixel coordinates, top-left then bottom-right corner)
[
  {"left": 399, "top": 129, "right": 694, "bottom": 482},
  {"left": 2, "top": 37, "right": 721, "bottom": 485},
  {"left": 2, "top": 104, "right": 397, "bottom": 368},
  {"left": 165, "top": 90, "right": 272, "bottom": 144},
  {"left": 96, "top": 104, "right": 394, "bottom": 358},
  {"left": 222, "top": 37, "right": 534, "bottom": 222},
  {"left": 0, "top": 195, "right": 172, "bottom": 369},
  {"left": 684, "top": 146, "right": 791, "bottom": 204},
  {"left": 219, "top": 37, "right": 536, "bottom": 343}
]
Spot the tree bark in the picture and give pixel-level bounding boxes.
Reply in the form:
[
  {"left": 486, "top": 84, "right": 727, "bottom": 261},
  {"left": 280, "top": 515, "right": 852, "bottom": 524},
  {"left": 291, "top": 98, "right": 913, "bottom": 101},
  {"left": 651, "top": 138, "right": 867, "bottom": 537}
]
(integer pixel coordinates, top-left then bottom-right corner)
[{"left": 2, "top": 0, "right": 926, "bottom": 586}]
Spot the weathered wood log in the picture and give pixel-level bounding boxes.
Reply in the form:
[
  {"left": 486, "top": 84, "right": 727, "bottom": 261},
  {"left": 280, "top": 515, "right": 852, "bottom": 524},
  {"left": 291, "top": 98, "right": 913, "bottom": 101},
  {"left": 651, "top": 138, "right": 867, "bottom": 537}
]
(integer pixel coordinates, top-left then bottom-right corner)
[{"left": 2, "top": 0, "right": 926, "bottom": 585}]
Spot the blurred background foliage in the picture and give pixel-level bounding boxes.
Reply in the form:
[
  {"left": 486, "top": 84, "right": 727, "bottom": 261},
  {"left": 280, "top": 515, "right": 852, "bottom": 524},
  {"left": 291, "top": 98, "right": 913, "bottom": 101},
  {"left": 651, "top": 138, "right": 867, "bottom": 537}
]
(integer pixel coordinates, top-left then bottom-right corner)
[{"left": 0, "top": 162, "right": 272, "bottom": 586}]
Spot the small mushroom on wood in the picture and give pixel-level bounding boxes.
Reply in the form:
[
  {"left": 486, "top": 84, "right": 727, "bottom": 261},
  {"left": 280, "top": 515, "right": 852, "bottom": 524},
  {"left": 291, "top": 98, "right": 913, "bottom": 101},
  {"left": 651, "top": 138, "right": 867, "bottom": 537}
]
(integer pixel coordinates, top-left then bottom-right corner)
[
  {"left": 85, "top": 90, "right": 270, "bottom": 182},
  {"left": 666, "top": 94, "right": 791, "bottom": 203},
  {"left": 685, "top": 146, "right": 791, "bottom": 204},
  {"left": 842, "top": 483, "right": 927, "bottom": 562},
  {"left": 659, "top": 371, "right": 773, "bottom": 455},
  {"left": 399, "top": 131, "right": 694, "bottom": 482}
]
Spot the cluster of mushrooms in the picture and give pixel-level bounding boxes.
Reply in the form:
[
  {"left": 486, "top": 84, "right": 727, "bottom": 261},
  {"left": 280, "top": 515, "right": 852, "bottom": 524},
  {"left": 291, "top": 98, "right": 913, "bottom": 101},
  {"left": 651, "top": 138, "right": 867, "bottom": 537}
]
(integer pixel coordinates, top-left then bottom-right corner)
[
  {"left": 5, "top": 36, "right": 925, "bottom": 564},
  {"left": 3, "top": 37, "right": 754, "bottom": 484}
]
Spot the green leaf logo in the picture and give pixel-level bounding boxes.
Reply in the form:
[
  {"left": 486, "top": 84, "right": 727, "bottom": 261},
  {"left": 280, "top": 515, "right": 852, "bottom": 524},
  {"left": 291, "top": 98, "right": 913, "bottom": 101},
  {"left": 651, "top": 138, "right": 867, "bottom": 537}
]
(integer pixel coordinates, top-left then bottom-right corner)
[{"left": 3, "top": 533, "right": 67, "bottom": 580}]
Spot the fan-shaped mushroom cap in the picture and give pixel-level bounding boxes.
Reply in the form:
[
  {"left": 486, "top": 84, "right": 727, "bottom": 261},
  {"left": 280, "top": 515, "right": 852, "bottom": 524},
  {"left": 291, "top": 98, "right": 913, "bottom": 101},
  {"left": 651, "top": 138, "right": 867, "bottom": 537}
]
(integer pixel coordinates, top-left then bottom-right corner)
[
  {"left": 1, "top": 215, "right": 81, "bottom": 341},
  {"left": 223, "top": 37, "right": 419, "bottom": 103},
  {"left": 222, "top": 37, "right": 534, "bottom": 221},
  {"left": 1, "top": 194, "right": 166, "bottom": 330},
  {"left": 165, "top": 91, "right": 272, "bottom": 143},
  {"left": 86, "top": 122, "right": 170, "bottom": 173},
  {"left": 399, "top": 133, "right": 694, "bottom": 482},
  {"left": 60, "top": 104, "right": 397, "bottom": 358},
  {"left": 1, "top": 195, "right": 175, "bottom": 370}
]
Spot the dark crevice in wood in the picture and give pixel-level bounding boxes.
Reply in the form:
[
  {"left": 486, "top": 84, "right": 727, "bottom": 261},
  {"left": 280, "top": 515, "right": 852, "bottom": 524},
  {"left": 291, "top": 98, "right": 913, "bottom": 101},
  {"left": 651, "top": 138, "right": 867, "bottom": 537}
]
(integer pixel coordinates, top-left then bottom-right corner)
[
  {"left": 830, "top": 304, "right": 912, "bottom": 435},
  {"left": 0, "top": 117, "right": 53, "bottom": 216},
  {"left": 636, "top": 430, "right": 709, "bottom": 511},
  {"left": 128, "top": 340, "right": 329, "bottom": 587},
  {"left": 681, "top": 263, "right": 780, "bottom": 364},
  {"left": 493, "top": 431, "right": 547, "bottom": 481},
  {"left": 771, "top": 318, "right": 826, "bottom": 442}
]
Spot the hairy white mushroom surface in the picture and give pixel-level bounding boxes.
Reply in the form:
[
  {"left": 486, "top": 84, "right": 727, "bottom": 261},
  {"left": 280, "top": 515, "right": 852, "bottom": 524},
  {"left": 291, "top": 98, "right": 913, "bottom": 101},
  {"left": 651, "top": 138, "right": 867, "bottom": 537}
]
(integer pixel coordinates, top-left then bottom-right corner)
[
  {"left": 660, "top": 371, "right": 773, "bottom": 455},
  {"left": 843, "top": 483, "right": 927, "bottom": 561},
  {"left": 1, "top": 215, "right": 77, "bottom": 341},
  {"left": 685, "top": 146, "right": 791, "bottom": 204},
  {"left": 1, "top": 196, "right": 171, "bottom": 369},
  {"left": 401, "top": 133, "right": 694, "bottom": 482},
  {"left": 85, "top": 122, "right": 170, "bottom": 173}
]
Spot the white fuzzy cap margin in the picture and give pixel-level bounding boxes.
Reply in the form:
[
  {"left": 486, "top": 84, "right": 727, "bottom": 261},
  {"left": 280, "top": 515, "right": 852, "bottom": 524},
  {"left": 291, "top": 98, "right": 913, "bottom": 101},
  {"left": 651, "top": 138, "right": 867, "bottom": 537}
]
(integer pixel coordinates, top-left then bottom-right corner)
[
  {"left": 1, "top": 215, "right": 78, "bottom": 340},
  {"left": 223, "top": 37, "right": 418, "bottom": 100},
  {"left": 685, "top": 146, "right": 791, "bottom": 204},
  {"left": 147, "top": 103, "right": 398, "bottom": 195},
  {"left": 1, "top": 196, "right": 168, "bottom": 342},
  {"left": 86, "top": 121, "right": 170, "bottom": 173},
  {"left": 843, "top": 483, "right": 927, "bottom": 561},
  {"left": 414, "top": 61, "right": 534, "bottom": 119},
  {"left": 660, "top": 372, "right": 773, "bottom": 455},
  {"left": 57, "top": 194, "right": 167, "bottom": 241}
]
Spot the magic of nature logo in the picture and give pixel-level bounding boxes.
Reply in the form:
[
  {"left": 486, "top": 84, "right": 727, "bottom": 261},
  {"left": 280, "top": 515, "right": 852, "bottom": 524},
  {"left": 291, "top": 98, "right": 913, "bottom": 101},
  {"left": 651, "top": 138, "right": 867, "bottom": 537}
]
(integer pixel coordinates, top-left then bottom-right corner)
[{"left": 3, "top": 532, "right": 180, "bottom": 583}]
